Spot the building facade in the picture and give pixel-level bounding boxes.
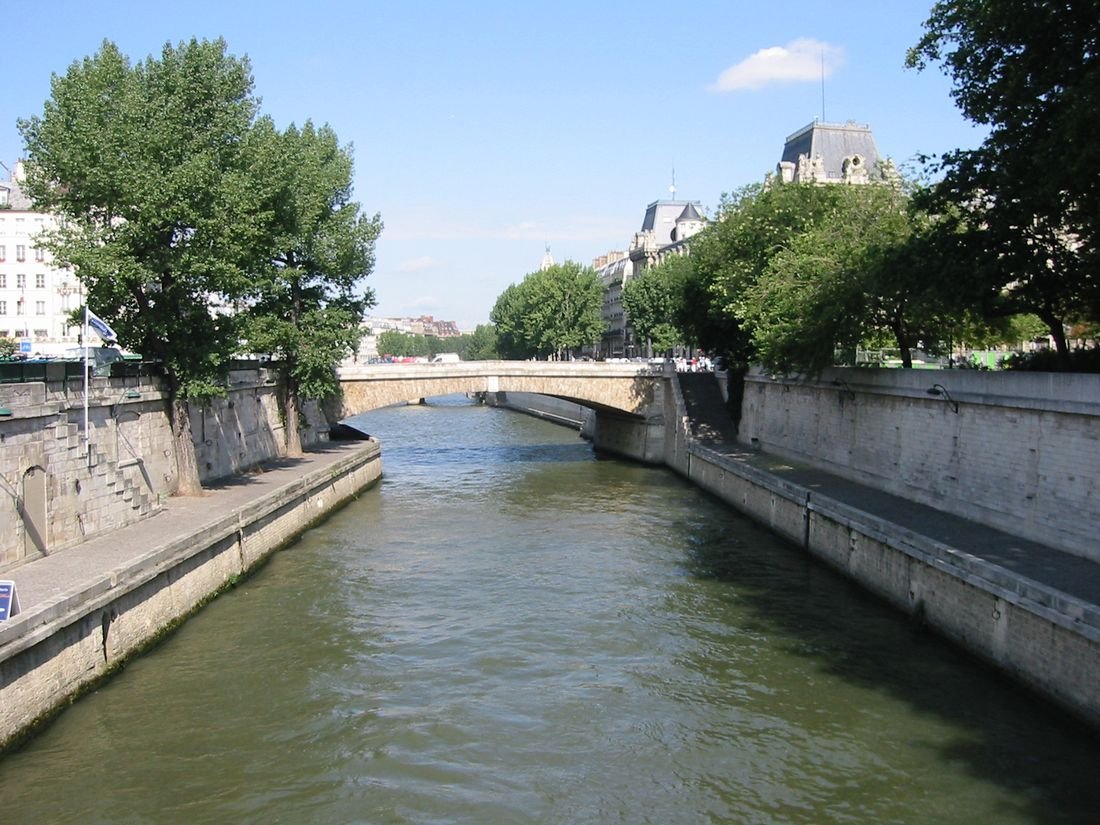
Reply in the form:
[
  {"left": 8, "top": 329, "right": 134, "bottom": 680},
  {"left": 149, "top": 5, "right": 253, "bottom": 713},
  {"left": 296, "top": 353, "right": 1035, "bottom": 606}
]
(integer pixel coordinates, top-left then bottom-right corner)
[
  {"left": 592, "top": 199, "right": 707, "bottom": 359},
  {"left": 0, "top": 162, "right": 92, "bottom": 355}
]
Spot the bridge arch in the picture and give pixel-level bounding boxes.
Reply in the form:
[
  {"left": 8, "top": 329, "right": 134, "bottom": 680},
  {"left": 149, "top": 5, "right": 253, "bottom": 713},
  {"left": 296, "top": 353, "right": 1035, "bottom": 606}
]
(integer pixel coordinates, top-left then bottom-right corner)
[
  {"left": 335, "top": 361, "right": 663, "bottom": 419},
  {"left": 335, "top": 361, "right": 669, "bottom": 464}
]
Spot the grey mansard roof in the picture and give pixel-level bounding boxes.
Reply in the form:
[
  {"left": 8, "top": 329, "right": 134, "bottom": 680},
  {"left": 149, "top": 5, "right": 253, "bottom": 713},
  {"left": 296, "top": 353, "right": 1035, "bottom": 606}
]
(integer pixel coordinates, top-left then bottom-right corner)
[
  {"left": 780, "top": 120, "right": 881, "bottom": 180},
  {"left": 640, "top": 199, "right": 704, "bottom": 245}
]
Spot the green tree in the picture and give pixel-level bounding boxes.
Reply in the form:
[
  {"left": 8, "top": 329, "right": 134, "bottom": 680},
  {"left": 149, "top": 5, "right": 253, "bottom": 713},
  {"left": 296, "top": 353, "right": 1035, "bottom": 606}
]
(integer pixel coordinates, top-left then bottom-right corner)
[
  {"left": 18, "top": 39, "right": 262, "bottom": 494},
  {"left": 376, "top": 330, "right": 408, "bottom": 357},
  {"left": 376, "top": 331, "right": 432, "bottom": 358},
  {"left": 740, "top": 184, "right": 958, "bottom": 373},
  {"left": 950, "top": 312, "right": 1049, "bottom": 353},
  {"left": 907, "top": 0, "right": 1100, "bottom": 362},
  {"left": 675, "top": 255, "right": 751, "bottom": 368},
  {"left": 622, "top": 255, "right": 691, "bottom": 355},
  {"left": 241, "top": 119, "right": 381, "bottom": 456},
  {"left": 688, "top": 183, "right": 858, "bottom": 369},
  {"left": 490, "top": 262, "right": 604, "bottom": 359},
  {"left": 0, "top": 337, "right": 15, "bottom": 359},
  {"left": 463, "top": 324, "right": 499, "bottom": 360},
  {"left": 489, "top": 283, "right": 527, "bottom": 359}
]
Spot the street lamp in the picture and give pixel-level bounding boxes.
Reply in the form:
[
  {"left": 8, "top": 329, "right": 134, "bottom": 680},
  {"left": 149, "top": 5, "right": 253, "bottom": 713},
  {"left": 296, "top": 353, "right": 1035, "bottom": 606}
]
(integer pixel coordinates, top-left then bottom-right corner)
[{"left": 926, "top": 383, "right": 959, "bottom": 414}]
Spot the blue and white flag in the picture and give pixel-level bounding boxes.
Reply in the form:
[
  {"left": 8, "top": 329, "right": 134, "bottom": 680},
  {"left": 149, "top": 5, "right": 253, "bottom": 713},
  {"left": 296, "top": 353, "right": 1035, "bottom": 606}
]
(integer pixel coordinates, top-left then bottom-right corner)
[{"left": 85, "top": 307, "right": 118, "bottom": 343}]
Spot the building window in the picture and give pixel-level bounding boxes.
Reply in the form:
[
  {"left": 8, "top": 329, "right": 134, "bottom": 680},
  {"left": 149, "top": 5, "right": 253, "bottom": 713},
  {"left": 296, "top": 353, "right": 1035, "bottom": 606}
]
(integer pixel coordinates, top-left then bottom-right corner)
[
  {"left": 34, "top": 329, "right": 47, "bottom": 339},
  {"left": 0, "top": 302, "right": 6, "bottom": 315},
  {"left": 0, "top": 274, "right": 5, "bottom": 288},
  {"left": 16, "top": 274, "right": 26, "bottom": 288},
  {"left": 16, "top": 300, "right": 24, "bottom": 316},
  {"left": 35, "top": 301, "right": 46, "bottom": 316},
  {"left": 0, "top": 245, "right": 5, "bottom": 261},
  {"left": 16, "top": 245, "right": 26, "bottom": 262},
  {"left": 36, "top": 273, "right": 45, "bottom": 289},
  {"left": 34, "top": 247, "right": 45, "bottom": 262}
]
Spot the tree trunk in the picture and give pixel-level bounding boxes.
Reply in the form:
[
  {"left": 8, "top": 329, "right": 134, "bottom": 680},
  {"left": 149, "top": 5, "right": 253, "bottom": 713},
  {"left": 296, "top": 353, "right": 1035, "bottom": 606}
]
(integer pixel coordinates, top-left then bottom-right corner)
[
  {"left": 283, "top": 384, "right": 303, "bottom": 458},
  {"left": 1039, "top": 309, "right": 1070, "bottom": 368},
  {"left": 169, "top": 395, "right": 203, "bottom": 496},
  {"left": 892, "top": 316, "right": 914, "bottom": 369}
]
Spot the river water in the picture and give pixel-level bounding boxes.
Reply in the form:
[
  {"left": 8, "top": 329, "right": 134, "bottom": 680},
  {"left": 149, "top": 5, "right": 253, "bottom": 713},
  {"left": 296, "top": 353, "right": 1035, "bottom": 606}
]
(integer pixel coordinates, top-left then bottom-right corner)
[{"left": 2, "top": 396, "right": 1098, "bottom": 824}]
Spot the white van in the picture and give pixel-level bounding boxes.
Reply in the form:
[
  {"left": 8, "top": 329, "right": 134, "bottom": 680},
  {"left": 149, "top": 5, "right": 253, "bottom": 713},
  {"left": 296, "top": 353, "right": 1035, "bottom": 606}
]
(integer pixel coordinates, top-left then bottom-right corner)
[{"left": 432, "top": 352, "right": 461, "bottom": 363}]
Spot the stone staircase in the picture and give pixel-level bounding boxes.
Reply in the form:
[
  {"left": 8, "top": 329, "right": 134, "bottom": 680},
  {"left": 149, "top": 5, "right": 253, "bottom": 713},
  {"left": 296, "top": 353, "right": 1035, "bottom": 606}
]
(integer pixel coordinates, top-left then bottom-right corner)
[
  {"left": 677, "top": 372, "right": 737, "bottom": 447},
  {"left": 54, "top": 419, "right": 160, "bottom": 542}
]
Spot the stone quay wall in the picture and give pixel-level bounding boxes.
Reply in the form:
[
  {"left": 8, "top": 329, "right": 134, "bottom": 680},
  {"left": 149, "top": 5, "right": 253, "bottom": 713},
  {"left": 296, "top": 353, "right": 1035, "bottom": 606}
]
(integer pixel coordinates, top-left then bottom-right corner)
[
  {"left": 737, "top": 367, "right": 1100, "bottom": 562},
  {"left": 0, "top": 366, "right": 329, "bottom": 570},
  {"left": 662, "top": 372, "right": 1100, "bottom": 729},
  {"left": 482, "top": 391, "right": 593, "bottom": 432},
  {"left": 0, "top": 440, "right": 381, "bottom": 749}
]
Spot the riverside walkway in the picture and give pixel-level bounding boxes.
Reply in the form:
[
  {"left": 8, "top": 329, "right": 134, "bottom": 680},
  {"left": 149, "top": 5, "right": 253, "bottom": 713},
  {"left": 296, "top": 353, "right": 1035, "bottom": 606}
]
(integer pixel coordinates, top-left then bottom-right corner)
[{"left": 2, "top": 442, "right": 372, "bottom": 612}]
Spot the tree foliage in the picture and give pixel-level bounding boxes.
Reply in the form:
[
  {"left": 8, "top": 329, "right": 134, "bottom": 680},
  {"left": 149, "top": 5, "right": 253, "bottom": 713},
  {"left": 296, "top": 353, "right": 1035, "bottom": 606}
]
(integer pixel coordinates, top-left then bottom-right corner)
[
  {"left": 374, "top": 329, "right": 497, "bottom": 360},
  {"left": 17, "top": 37, "right": 382, "bottom": 482},
  {"left": 743, "top": 184, "right": 965, "bottom": 373},
  {"left": 18, "top": 38, "right": 263, "bottom": 492},
  {"left": 621, "top": 255, "right": 691, "bottom": 355},
  {"left": 463, "top": 324, "right": 500, "bottom": 360},
  {"left": 907, "top": 0, "right": 1100, "bottom": 359},
  {"left": 490, "top": 262, "right": 604, "bottom": 359},
  {"left": 376, "top": 330, "right": 433, "bottom": 358},
  {"left": 239, "top": 119, "right": 381, "bottom": 454},
  {"left": 687, "top": 180, "right": 977, "bottom": 375}
]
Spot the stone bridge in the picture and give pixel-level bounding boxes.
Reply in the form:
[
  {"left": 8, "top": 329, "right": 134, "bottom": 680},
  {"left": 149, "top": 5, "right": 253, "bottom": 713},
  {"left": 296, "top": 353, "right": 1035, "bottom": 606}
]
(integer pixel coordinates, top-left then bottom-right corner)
[{"left": 335, "top": 361, "right": 669, "bottom": 462}]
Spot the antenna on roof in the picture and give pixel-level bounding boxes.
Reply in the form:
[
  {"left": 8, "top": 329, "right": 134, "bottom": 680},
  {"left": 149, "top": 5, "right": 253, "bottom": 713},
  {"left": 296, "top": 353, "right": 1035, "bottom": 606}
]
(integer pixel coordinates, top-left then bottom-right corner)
[
  {"left": 821, "top": 49, "right": 826, "bottom": 122},
  {"left": 669, "top": 164, "right": 677, "bottom": 200}
]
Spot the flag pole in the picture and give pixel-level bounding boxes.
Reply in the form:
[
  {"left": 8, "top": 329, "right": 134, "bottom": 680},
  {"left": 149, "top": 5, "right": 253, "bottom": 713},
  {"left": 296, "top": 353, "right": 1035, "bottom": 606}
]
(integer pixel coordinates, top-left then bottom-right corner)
[{"left": 83, "top": 304, "right": 90, "bottom": 448}]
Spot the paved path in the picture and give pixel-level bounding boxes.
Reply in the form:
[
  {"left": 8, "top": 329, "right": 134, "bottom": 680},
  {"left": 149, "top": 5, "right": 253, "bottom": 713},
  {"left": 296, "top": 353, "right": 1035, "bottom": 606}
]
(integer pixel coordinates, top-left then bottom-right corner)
[
  {"left": 709, "top": 442, "right": 1100, "bottom": 608},
  {"left": 3, "top": 442, "right": 371, "bottom": 615}
]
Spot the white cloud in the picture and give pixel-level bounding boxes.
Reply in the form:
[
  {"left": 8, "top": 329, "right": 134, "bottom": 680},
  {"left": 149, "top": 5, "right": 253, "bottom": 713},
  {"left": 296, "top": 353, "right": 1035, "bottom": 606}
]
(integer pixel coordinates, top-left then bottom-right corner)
[
  {"left": 397, "top": 255, "right": 439, "bottom": 272},
  {"left": 710, "top": 38, "right": 844, "bottom": 92}
]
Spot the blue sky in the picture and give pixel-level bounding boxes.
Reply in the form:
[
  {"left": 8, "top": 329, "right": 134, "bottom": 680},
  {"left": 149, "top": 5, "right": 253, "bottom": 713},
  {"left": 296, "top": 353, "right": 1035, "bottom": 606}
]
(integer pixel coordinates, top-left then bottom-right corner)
[{"left": 2, "top": 0, "right": 984, "bottom": 330}]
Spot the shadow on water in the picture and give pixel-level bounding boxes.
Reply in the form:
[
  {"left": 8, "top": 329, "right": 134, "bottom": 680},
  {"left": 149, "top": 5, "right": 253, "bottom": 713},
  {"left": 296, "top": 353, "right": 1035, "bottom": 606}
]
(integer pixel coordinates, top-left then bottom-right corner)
[{"left": 679, "top": 514, "right": 1100, "bottom": 824}]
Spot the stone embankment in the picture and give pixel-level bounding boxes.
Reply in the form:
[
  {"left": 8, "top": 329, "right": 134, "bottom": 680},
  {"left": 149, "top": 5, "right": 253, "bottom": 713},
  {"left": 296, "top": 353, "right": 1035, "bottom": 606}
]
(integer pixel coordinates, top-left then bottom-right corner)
[
  {"left": 667, "top": 369, "right": 1100, "bottom": 731},
  {"left": 0, "top": 438, "right": 381, "bottom": 750}
]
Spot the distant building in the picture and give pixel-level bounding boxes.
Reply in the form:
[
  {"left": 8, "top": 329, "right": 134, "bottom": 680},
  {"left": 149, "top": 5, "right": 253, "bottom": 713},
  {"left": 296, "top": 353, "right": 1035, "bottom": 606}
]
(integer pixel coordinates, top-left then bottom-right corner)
[
  {"left": 774, "top": 120, "right": 886, "bottom": 185},
  {"left": 352, "top": 314, "right": 464, "bottom": 362},
  {"left": 592, "top": 251, "right": 631, "bottom": 359},
  {"left": 592, "top": 199, "right": 707, "bottom": 359},
  {"left": 540, "top": 245, "right": 555, "bottom": 271},
  {"left": 0, "top": 162, "right": 91, "bottom": 354}
]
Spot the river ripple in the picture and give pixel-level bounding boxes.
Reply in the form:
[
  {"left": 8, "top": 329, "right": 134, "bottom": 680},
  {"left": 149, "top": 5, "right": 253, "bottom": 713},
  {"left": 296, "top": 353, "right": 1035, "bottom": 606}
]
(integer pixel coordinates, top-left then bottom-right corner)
[{"left": 1, "top": 396, "right": 1097, "bottom": 824}]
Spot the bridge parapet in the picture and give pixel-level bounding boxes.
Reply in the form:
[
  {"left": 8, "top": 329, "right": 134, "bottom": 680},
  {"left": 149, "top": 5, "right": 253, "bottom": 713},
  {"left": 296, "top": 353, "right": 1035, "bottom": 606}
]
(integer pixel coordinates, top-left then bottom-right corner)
[{"left": 336, "top": 360, "right": 666, "bottom": 419}]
